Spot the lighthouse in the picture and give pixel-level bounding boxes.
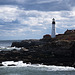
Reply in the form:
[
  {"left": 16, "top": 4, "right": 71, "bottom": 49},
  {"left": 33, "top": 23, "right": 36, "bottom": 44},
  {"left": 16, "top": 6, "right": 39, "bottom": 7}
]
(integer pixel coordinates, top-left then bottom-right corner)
[{"left": 51, "top": 18, "right": 56, "bottom": 38}]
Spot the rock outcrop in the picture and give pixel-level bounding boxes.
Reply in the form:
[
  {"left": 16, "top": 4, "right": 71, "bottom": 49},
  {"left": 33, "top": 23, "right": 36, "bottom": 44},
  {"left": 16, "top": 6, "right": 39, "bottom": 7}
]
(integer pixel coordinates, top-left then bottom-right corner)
[
  {"left": 0, "top": 40, "right": 75, "bottom": 67},
  {"left": 11, "top": 40, "right": 45, "bottom": 48},
  {"left": 0, "top": 29, "right": 75, "bottom": 67}
]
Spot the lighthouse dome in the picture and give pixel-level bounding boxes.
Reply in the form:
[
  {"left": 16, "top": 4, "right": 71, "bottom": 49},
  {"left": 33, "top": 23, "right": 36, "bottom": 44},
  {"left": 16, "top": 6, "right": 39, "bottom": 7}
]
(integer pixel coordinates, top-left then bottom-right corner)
[{"left": 52, "top": 18, "right": 55, "bottom": 24}]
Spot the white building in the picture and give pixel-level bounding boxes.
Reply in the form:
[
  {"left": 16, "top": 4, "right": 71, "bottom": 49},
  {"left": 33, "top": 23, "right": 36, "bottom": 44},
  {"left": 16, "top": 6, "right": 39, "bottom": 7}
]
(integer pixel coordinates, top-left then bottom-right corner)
[{"left": 51, "top": 18, "right": 56, "bottom": 38}]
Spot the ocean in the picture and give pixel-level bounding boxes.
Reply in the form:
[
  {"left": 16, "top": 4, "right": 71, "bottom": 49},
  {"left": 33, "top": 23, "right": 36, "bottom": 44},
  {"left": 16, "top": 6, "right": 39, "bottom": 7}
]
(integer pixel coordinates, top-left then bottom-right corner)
[
  {"left": 0, "top": 40, "right": 75, "bottom": 75},
  {"left": 0, "top": 40, "right": 21, "bottom": 51}
]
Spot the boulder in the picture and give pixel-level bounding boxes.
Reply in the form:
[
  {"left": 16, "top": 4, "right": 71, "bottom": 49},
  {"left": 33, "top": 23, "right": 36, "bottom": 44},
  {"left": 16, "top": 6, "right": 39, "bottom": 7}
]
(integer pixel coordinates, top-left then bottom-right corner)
[
  {"left": 8, "top": 64, "right": 16, "bottom": 66},
  {"left": 0, "top": 63, "right": 3, "bottom": 66},
  {"left": 20, "top": 47, "right": 29, "bottom": 51}
]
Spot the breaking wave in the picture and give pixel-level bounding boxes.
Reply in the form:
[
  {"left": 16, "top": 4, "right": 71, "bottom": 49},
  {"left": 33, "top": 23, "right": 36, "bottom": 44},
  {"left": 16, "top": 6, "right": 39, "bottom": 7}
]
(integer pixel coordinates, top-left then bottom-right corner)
[
  {"left": 0, "top": 46, "right": 21, "bottom": 51},
  {"left": 1, "top": 61, "right": 75, "bottom": 71}
]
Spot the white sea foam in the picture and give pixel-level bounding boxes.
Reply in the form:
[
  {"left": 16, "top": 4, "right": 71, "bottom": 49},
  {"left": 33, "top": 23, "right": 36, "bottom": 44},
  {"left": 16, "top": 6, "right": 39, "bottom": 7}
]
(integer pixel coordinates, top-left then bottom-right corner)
[
  {"left": 1, "top": 61, "right": 75, "bottom": 71},
  {"left": 0, "top": 46, "right": 21, "bottom": 51}
]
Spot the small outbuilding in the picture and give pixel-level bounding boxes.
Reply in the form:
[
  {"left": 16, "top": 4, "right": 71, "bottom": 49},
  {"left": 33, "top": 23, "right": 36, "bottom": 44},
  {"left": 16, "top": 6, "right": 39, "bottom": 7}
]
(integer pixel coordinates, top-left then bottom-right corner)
[{"left": 43, "top": 34, "right": 51, "bottom": 39}]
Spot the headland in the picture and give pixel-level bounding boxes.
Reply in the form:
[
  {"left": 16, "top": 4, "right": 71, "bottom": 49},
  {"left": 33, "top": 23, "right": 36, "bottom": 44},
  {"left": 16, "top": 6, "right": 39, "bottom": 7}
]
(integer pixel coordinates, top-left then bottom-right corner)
[{"left": 0, "top": 29, "right": 75, "bottom": 67}]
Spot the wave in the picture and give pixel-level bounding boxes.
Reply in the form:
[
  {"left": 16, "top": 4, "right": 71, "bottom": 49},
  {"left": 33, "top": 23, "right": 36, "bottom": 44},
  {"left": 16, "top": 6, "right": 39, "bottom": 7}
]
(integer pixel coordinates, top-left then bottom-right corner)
[
  {"left": 1, "top": 61, "right": 75, "bottom": 71},
  {"left": 0, "top": 46, "right": 21, "bottom": 51}
]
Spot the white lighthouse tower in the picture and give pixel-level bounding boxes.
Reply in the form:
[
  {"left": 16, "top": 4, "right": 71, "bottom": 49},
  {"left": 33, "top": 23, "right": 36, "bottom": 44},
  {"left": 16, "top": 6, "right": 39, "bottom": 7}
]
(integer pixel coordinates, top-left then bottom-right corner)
[{"left": 51, "top": 18, "right": 56, "bottom": 38}]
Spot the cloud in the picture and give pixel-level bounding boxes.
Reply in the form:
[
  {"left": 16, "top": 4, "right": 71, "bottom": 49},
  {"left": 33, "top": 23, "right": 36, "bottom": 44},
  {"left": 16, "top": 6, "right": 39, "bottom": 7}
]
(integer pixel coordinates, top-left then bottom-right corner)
[
  {"left": 0, "top": 0, "right": 74, "bottom": 11},
  {"left": 0, "top": 5, "right": 75, "bottom": 40},
  {"left": 0, "top": 5, "right": 18, "bottom": 22},
  {"left": 35, "top": 0, "right": 62, "bottom": 4}
]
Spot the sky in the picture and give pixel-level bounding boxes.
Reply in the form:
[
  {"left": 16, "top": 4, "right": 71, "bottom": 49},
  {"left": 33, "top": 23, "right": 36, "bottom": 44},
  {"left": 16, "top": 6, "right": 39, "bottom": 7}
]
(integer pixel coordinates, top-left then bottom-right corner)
[{"left": 0, "top": 0, "right": 75, "bottom": 40}]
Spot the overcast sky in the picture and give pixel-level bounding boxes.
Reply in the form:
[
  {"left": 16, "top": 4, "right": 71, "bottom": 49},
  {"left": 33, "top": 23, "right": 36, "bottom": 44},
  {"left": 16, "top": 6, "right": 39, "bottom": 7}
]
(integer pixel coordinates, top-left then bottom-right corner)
[{"left": 0, "top": 0, "right": 75, "bottom": 40}]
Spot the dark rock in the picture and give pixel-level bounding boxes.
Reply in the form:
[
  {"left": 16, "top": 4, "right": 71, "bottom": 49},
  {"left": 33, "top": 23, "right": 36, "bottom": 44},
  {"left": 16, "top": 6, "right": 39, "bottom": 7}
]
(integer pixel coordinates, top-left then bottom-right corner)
[
  {"left": 70, "top": 41, "right": 75, "bottom": 57},
  {"left": 0, "top": 63, "right": 3, "bottom": 66},
  {"left": 11, "top": 42, "right": 21, "bottom": 47},
  {"left": 11, "top": 39, "right": 46, "bottom": 48},
  {"left": 0, "top": 38, "right": 75, "bottom": 67},
  {"left": 8, "top": 64, "right": 16, "bottom": 66}
]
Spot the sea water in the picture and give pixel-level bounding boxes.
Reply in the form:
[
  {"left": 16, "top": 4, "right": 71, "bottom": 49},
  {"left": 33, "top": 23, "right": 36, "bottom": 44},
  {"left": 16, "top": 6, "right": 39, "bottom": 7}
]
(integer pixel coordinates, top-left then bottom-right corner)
[
  {"left": 0, "top": 63, "right": 75, "bottom": 75},
  {"left": 0, "top": 61, "right": 75, "bottom": 75},
  {"left": 0, "top": 40, "right": 21, "bottom": 51},
  {"left": 0, "top": 40, "right": 75, "bottom": 75}
]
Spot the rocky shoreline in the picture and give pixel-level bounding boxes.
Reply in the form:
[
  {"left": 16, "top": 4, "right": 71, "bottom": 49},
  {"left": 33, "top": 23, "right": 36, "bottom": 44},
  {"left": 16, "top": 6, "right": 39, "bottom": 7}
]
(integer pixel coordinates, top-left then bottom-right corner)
[
  {"left": 0, "top": 39, "right": 75, "bottom": 67},
  {"left": 0, "top": 30, "right": 75, "bottom": 67}
]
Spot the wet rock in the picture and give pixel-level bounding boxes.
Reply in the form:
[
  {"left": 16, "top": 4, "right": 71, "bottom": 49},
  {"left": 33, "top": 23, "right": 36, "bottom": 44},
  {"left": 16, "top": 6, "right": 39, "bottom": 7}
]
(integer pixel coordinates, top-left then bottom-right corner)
[
  {"left": 8, "top": 64, "right": 16, "bottom": 66},
  {"left": 0, "top": 63, "right": 3, "bottom": 66}
]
